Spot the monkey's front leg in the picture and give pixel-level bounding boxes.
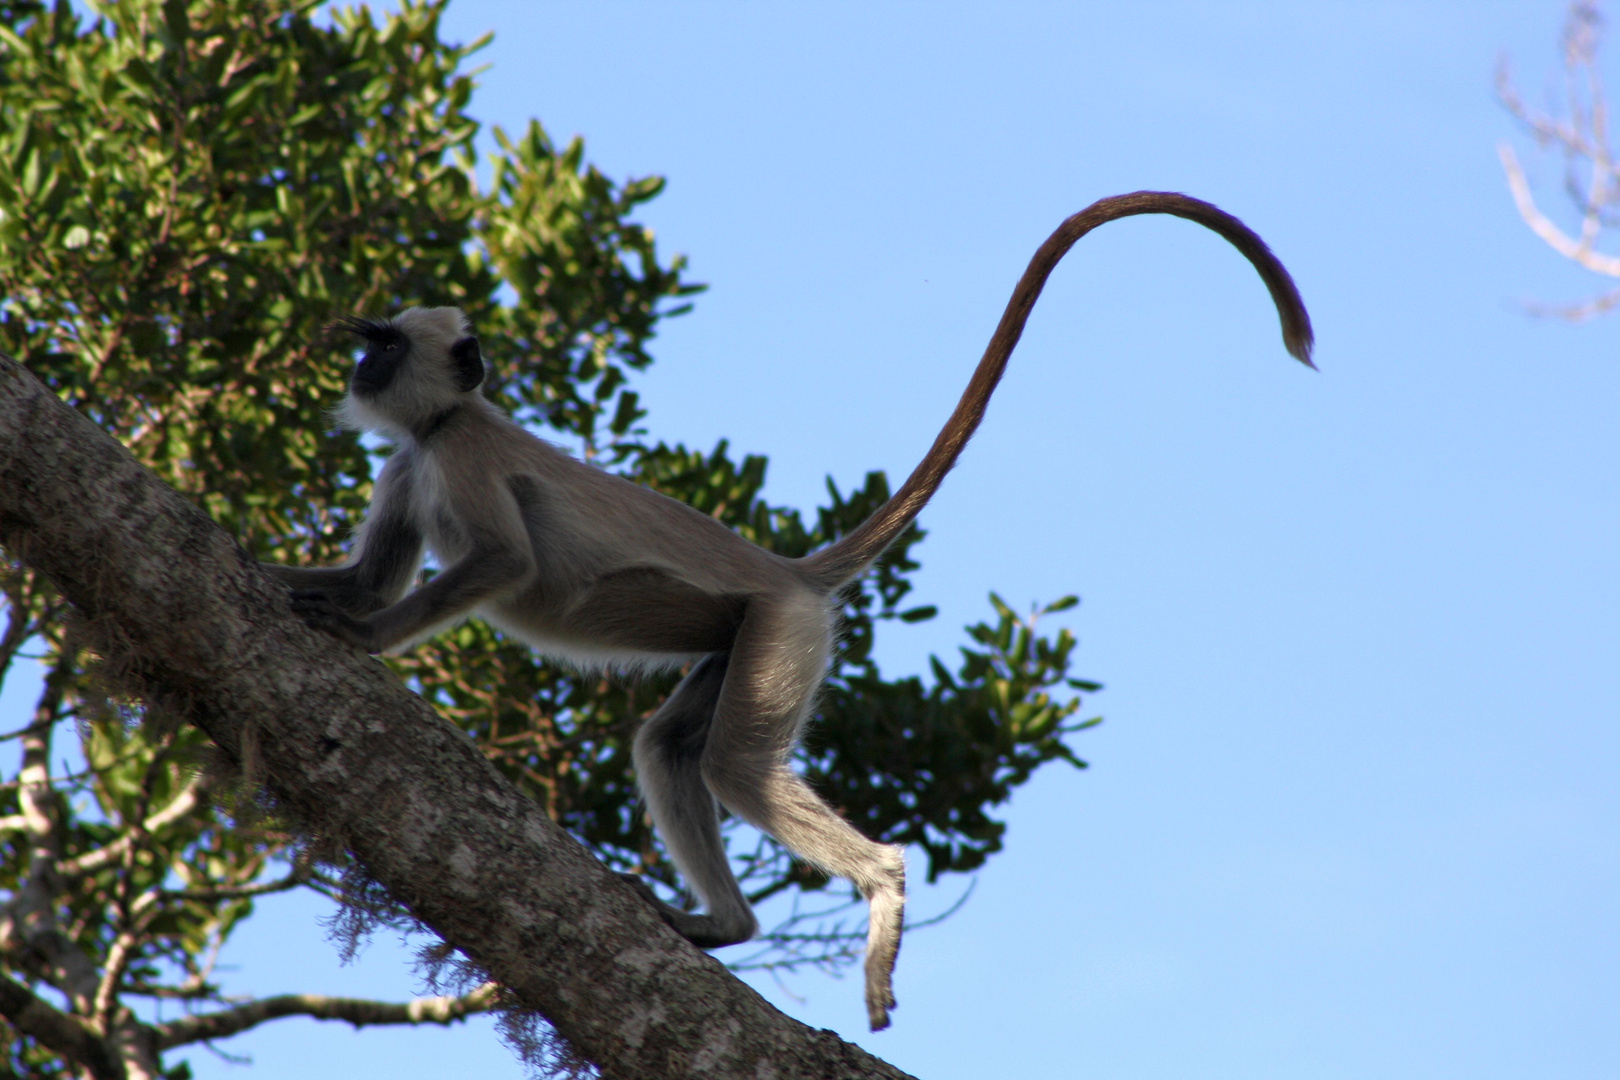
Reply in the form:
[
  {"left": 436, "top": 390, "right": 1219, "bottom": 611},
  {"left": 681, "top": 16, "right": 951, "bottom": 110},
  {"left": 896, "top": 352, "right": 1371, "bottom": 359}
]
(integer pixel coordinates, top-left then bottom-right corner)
[
  {"left": 262, "top": 450, "right": 425, "bottom": 624},
  {"left": 294, "top": 545, "right": 534, "bottom": 653}
]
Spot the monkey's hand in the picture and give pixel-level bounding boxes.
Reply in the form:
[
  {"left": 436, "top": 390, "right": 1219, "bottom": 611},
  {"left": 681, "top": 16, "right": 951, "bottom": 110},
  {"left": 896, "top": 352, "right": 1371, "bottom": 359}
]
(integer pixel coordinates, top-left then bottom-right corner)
[
  {"left": 617, "top": 873, "right": 751, "bottom": 950},
  {"left": 260, "top": 564, "right": 389, "bottom": 617},
  {"left": 290, "top": 590, "right": 383, "bottom": 653}
]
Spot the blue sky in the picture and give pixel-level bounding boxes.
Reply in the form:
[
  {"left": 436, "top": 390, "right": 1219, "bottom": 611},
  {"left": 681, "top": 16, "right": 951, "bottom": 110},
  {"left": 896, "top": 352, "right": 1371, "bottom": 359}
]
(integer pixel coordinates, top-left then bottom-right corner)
[{"left": 6, "top": 3, "right": 1618, "bottom": 1077}]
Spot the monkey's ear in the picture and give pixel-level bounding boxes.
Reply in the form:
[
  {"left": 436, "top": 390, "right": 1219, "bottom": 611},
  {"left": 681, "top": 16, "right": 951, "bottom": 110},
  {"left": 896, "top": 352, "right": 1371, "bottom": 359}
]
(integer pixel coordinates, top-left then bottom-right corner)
[{"left": 450, "top": 336, "right": 484, "bottom": 392}]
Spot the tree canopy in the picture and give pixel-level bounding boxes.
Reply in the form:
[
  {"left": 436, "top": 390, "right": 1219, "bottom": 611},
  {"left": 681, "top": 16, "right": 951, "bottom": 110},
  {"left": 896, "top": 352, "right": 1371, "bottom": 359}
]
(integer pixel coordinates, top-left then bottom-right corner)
[{"left": 0, "top": 1, "right": 1097, "bottom": 1075}]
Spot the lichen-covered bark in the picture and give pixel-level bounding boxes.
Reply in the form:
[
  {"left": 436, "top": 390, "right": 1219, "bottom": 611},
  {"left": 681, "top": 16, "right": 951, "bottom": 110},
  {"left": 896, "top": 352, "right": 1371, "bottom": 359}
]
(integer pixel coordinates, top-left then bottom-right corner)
[{"left": 0, "top": 354, "right": 914, "bottom": 1079}]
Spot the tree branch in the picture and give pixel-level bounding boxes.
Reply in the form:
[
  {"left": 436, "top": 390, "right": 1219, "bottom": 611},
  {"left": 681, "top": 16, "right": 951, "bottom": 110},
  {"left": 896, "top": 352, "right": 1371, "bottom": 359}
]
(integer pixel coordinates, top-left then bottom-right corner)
[
  {"left": 0, "top": 578, "right": 39, "bottom": 699},
  {"left": 0, "top": 974, "right": 121, "bottom": 1080},
  {"left": 0, "top": 656, "right": 109, "bottom": 1018},
  {"left": 156, "top": 864, "right": 308, "bottom": 904},
  {"left": 152, "top": 983, "right": 499, "bottom": 1050},
  {"left": 1497, "top": 3, "right": 1620, "bottom": 307},
  {"left": 1499, "top": 142, "right": 1620, "bottom": 276},
  {"left": 57, "top": 774, "right": 207, "bottom": 878},
  {"left": 0, "top": 353, "right": 912, "bottom": 1078}
]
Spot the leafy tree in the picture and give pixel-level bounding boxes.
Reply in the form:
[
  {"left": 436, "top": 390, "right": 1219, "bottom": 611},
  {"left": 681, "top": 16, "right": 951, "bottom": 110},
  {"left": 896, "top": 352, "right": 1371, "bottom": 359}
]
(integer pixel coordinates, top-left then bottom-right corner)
[{"left": 0, "top": 0, "right": 1098, "bottom": 1075}]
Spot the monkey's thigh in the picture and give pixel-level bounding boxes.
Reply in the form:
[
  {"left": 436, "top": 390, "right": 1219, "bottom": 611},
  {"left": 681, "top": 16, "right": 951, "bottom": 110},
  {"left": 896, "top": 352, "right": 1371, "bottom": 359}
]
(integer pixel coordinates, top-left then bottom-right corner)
[{"left": 563, "top": 567, "right": 743, "bottom": 655}]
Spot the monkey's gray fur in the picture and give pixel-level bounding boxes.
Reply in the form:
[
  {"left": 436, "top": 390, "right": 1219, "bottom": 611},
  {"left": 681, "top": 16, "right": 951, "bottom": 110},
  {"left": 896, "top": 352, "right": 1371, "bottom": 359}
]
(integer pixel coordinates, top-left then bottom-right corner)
[{"left": 262, "top": 192, "right": 1315, "bottom": 1031}]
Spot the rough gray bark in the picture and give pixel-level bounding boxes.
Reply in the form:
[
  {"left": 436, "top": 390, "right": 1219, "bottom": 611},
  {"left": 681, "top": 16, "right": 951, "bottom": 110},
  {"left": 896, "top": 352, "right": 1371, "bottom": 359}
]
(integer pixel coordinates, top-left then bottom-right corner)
[{"left": 0, "top": 355, "right": 915, "bottom": 1080}]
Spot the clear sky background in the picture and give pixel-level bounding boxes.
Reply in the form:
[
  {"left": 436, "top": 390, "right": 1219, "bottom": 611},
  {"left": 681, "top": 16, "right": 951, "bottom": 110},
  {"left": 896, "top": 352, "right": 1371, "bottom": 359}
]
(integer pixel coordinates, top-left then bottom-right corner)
[{"left": 5, "top": 3, "right": 1618, "bottom": 1078}]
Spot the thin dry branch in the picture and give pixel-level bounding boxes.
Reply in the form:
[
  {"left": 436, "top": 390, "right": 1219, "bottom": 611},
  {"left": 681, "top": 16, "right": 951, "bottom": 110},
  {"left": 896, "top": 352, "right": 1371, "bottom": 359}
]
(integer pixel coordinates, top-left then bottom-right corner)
[
  {"left": 1497, "top": 2, "right": 1620, "bottom": 310},
  {"left": 151, "top": 983, "right": 499, "bottom": 1050},
  {"left": 1499, "top": 142, "right": 1620, "bottom": 274}
]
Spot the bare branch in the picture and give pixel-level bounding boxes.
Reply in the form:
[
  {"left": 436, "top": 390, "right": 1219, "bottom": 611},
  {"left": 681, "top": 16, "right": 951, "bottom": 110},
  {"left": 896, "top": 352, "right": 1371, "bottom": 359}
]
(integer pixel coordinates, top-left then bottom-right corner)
[
  {"left": 152, "top": 983, "right": 499, "bottom": 1050},
  {"left": 1497, "top": 2, "right": 1620, "bottom": 316},
  {"left": 1500, "top": 142, "right": 1620, "bottom": 274},
  {"left": 0, "top": 974, "right": 120, "bottom": 1080}
]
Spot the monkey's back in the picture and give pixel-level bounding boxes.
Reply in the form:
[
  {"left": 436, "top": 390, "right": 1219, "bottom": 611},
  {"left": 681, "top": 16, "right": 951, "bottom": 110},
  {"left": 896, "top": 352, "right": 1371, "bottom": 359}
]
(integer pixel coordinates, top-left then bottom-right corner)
[{"left": 425, "top": 403, "right": 825, "bottom": 667}]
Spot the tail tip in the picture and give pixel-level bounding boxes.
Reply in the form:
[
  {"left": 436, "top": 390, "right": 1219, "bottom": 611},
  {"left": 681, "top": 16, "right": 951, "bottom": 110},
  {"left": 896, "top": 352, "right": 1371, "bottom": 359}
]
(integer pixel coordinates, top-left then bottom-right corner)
[{"left": 1285, "top": 327, "right": 1317, "bottom": 370}]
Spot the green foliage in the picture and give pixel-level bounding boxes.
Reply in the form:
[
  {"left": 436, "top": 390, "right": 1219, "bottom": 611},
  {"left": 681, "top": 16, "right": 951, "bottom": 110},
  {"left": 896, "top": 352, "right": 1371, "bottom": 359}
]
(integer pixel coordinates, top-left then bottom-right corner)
[{"left": 0, "top": 0, "right": 1098, "bottom": 1073}]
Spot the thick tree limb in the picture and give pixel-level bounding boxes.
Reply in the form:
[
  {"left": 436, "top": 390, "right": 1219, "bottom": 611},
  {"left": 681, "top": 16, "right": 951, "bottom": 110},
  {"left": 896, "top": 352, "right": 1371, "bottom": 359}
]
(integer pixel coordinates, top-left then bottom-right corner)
[
  {"left": 0, "top": 356, "right": 914, "bottom": 1079},
  {"left": 152, "top": 983, "right": 499, "bottom": 1049}
]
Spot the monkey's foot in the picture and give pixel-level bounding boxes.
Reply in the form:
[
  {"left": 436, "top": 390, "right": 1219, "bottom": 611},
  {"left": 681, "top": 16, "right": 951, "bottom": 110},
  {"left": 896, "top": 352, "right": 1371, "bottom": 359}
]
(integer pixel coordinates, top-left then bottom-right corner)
[
  {"left": 862, "top": 850, "right": 906, "bottom": 1030},
  {"left": 617, "top": 873, "right": 753, "bottom": 950},
  {"left": 865, "top": 973, "right": 896, "bottom": 1031}
]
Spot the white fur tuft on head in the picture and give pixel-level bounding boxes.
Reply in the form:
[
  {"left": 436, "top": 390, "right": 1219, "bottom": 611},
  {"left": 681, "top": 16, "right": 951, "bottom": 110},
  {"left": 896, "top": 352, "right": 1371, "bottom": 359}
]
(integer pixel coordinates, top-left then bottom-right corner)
[{"left": 391, "top": 306, "right": 471, "bottom": 356}]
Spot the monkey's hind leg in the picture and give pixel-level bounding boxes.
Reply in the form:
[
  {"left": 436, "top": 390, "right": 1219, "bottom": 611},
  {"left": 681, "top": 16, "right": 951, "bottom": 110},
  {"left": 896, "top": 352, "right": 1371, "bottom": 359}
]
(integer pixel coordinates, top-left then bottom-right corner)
[
  {"left": 629, "top": 654, "right": 759, "bottom": 948},
  {"left": 700, "top": 592, "right": 907, "bottom": 1032}
]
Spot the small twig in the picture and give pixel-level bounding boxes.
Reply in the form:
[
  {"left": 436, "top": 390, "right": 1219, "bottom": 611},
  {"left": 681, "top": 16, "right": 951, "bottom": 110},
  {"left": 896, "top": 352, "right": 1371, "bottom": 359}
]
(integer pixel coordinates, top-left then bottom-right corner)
[
  {"left": 1523, "top": 282, "right": 1620, "bottom": 319},
  {"left": 124, "top": 978, "right": 222, "bottom": 1002},
  {"left": 158, "top": 864, "right": 310, "bottom": 905}
]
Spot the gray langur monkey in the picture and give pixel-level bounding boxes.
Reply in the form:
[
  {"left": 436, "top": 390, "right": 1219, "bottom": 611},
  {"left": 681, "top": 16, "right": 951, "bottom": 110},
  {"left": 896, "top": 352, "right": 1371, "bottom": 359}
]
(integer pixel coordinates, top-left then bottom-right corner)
[{"left": 262, "top": 191, "right": 1314, "bottom": 1032}]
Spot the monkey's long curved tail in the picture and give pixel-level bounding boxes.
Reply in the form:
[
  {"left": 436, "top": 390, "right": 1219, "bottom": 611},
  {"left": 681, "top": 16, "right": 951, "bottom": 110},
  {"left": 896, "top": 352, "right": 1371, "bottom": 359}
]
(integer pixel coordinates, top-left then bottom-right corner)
[{"left": 799, "top": 191, "right": 1315, "bottom": 591}]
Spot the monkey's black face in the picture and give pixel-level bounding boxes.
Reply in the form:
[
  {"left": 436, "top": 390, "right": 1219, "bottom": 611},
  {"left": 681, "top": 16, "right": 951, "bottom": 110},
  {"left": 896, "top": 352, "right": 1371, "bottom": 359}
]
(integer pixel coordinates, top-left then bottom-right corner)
[{"left": 340, "top": 317, "right": 408, "bottom": 398}]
